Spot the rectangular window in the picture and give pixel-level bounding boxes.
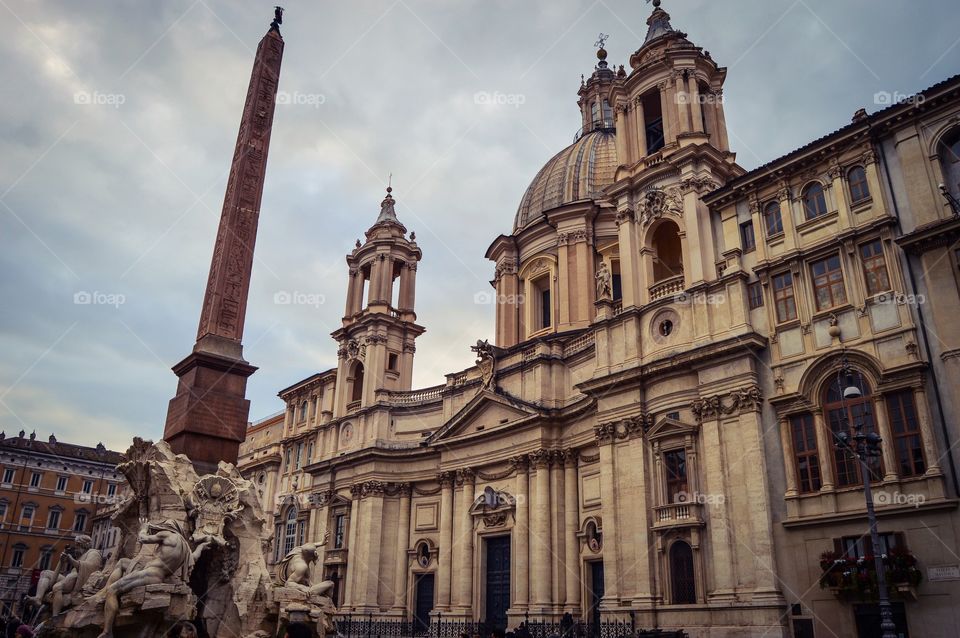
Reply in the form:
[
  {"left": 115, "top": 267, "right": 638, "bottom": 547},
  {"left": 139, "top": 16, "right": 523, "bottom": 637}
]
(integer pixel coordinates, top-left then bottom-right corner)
[
  {"left": 764, "top": 202, "right": 784, "bottom": 237},
  {"left": 73, "top": 512, "right": 88, "bottom": 532},
  {"left": 532, "top": 276, "right": 552, "bottom": 330},
  {"left": 747, "top": 281, "right": 764, "bottom": 309},
  {"left": 285, "top": 448, "right": 291, "bottom": 471},
  {"left": 740, "top": 221, "right": 756, "bottom": 253},
  {"left": 387, "top": 353, "right": 399, "bottom": 372},
  {"left": 773, "top": 272, "right": 797, "bottom": 323},
  {"left": 295, "top": 443, "right": 303, "bottom": 470},
  {"left": 838, "top": 532, "right": 899, "bottom": 560},
  {"left": 790, "top": 414, "right": 822, "bottom": 493},
  {"left": 39, "top": 550, "right": 52, "bottom": 571},
  {"left": 860, "top": 240, "right": 891, "bottom": 296},
  {"left": 886, "top": 391, "right": 926, "bottom": 477},
  {"left": 334, "top": 513, "right": 346, "bottom": 549},
  {"left": 29, "top": 472, "right": 41, "bottom": 488},
  {"left": 56, "top": 476, "right": 68, "bottom": 492},
  {"left": 11, "top": 548, "right": 24, "bottom": 568},
  {"left": 107, "top": 483, "right": 117, "bottom": 497},
  {"left": 663, "top": 449, "right": 688, "bottom": 503},
  {"left": 0, "top": 503, "right": 6, "bottom": 527},
  {"left": 811, "top": 254, "right": 847, "bottom": 310},
  {"left": 307, "top": 441, "right": 314, "bottom": 461},
  {"left": 82, "top": 480, "right": 93, "bottom": 494},
  {"left": 612, "top": 272, "right": 622, "bottom": 301},
  {"left": 2, "top": 469, "right": 15, "bottom": 484},
  {"left": 297, "top": 520, "right": 305, "bottom": 546},
  {"left": 47, "top": 510, "right": 61, "bottom": 530},
  {"left": 20, "top": 506, "right": 33, "bottom": 531}
]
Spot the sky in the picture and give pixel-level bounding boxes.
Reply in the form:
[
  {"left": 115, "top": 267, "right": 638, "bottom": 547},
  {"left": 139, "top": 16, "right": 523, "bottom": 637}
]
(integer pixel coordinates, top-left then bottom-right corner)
[{"left": 1, "top": 0, "right": 958, "bottom": 452}]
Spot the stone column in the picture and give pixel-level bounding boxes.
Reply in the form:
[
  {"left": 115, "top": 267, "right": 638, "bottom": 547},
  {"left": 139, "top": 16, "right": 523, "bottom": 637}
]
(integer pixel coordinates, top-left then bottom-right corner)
[
  {"left": 872, "top": 394, "right": 899, "bottom": 482},
  {"left": 912, "top": 386, "right": 942, "bottom": 475},
  {"left": 827, "top": 160, "right": 853, "bottom": 231},
  {"left": 513, "top": 456, "right": 530, "bottom": 611},
  {"left": 812, "top": 410, "right": 836, "bottom": 491},
  {"left": 282, "top": 405, "right": 293, "bottom": 438},
  {"left": 550, "top": 454, "right": 563, "bottom": 607},
  {"left": 437, "top": 472, "right": 454, "bottom": 611},
  {"left": 687, "top": 74, "right": 704, "bottom": 133},
  {"left": 344, "top": 487, "right": 361, "bottom": 609},
  {"left": 713, "top": 89, "right": 729, "bottom": 151},
  {"left": 359, "top": 484, "right": 386, "bottom": 611},
  {"left": 596, "top": 432, "right": 620, "bottom": 603},
  {"left": 345, "top": 268, "right": 359, "bottom": 316},
  {"left": 562, "top": 450, "right": 580, "bottom": 612},
  {"left": 392, "top": 483, "right": 412, "bottom": 611},
  {"left": 530, "top": 450, "right": 553, "bottom": 610},
  {"left": 673, "top": 71, "right": 691, "bottom": 134},
  {"left": 457, "top": 469, "right": 476, "bottom": 613},
  {"left": 778, "top": 417, "right": 799, "bottom": 497},
  {"left": 660, "top": 81, "right": 678, "bottom": 146},
  {"left": 634, "top": 98, "right": 647, "bottom": 158},
  {"left": 777, "top": 184, "right": 799, "bottom": 252}
]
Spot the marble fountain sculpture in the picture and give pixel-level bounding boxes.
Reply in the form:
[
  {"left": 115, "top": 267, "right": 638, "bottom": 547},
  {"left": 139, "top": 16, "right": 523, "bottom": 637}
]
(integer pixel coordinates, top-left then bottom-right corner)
[{"left": 28, "top": 438, "right": 337, "bottom": 638}]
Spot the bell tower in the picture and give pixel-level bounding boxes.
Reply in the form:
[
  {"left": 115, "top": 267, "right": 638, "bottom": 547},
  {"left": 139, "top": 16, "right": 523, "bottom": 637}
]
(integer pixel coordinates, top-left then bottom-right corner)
[{"left": 332, "top": 187, "right": 424, "bottom": 417}]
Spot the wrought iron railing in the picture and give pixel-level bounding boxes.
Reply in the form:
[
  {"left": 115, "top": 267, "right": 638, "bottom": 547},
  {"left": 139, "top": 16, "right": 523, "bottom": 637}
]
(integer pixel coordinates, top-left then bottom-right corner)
[
  {"left": 333, "top": 615, "right": 686, "bottom": 638},
  {"left": 573, "top": 119, "right": 617, "bottom": 143}
]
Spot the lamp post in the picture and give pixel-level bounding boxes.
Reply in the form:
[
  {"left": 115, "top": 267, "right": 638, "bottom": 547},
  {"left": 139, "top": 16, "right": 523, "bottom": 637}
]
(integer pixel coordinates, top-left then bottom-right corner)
[{"left": 832, "top": 358, "right": 897, "bottom": 638}]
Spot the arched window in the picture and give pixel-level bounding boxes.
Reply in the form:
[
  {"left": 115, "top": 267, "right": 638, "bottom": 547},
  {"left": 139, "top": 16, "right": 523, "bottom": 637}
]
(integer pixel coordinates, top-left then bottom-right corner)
[
  {"left": 651, "top": 222, "right": 684, "bottom": 282},
  {"left": 350, "top": 362, "right": 365, "bottom": 403},
  {"left": 763, "top": 201, "right": 783, "bottom": 236},
  {"left": 284, "top": 507, "right": 298, "bottom": 555},
  {"left": 601, "top": 100, "right": 614, "bottom": 128},
  {"left": 847, "top": 166, "right": 870, "bottom": 203},
  {"left": 669, "top": 541, "right": 696, "bottom": 604},
  {"left": 938, "top": 128, "right": 960, "bottom": 201},
  {"left": 802, "top": 183, "right": 828, "bottom": 220},
  {"left": 824, "top": 375, "right": 883, "bottom": 487}
]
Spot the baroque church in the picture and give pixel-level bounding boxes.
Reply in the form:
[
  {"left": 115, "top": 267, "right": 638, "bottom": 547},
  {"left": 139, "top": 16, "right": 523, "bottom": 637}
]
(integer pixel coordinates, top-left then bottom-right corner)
[{"left": 239, "top": 2, "right": 960, "bottom": 636}]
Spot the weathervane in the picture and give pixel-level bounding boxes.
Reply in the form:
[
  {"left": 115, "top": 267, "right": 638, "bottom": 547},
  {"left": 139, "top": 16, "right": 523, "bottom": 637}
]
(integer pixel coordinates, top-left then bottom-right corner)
[{"left": 594, "top": 33, "right": 609, "bottom": 50}]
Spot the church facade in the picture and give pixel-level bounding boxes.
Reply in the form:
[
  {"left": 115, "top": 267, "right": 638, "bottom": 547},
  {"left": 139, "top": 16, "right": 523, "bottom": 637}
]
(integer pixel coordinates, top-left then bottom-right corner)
[{"left": 239, "top": 4, "right": 960, "bottom": 636}]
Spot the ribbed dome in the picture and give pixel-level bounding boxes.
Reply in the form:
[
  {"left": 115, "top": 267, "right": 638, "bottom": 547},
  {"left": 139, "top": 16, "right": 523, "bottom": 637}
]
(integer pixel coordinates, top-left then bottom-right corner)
[{"left": 514, "top": 129, "right": 618, "bottom": 232}]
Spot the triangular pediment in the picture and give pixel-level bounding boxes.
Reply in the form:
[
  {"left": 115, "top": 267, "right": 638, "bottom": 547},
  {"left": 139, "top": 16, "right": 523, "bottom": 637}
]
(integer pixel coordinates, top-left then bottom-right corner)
[
  {"left": 426, "top": 390, "right": 540, "bottom": 444},
  {"left": 646, "top": 416, "right": 698, "bottom": 442}
]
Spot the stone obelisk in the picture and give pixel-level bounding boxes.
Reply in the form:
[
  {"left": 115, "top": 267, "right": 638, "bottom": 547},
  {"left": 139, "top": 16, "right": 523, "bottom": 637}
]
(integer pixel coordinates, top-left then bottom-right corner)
[{"left": 163, "top": 9, "right": 285, "bottom": 471}]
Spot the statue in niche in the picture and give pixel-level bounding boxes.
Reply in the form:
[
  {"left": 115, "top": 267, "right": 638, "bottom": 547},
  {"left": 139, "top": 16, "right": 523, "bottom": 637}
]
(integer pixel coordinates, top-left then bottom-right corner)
[
  {"left": 595, "top": 261, "right": 612, "bottom": 300},
  {"left": 96, "top": 519, "right": 213, "bottom": 638},
  {"left": 28, "top": 534, "right": 102, "bottom": 615}
]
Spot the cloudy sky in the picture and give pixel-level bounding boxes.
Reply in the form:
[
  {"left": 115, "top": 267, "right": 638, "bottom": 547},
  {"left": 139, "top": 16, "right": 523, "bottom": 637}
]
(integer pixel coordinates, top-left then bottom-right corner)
[{"left": 1, "top": 0, "right": 958, "bottom": 451}]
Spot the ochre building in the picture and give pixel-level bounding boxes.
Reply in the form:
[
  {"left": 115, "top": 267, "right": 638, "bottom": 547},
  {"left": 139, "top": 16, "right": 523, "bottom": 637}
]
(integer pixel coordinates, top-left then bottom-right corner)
[{"left": 240, "top": 4, "right": 960, "bottom": 636}]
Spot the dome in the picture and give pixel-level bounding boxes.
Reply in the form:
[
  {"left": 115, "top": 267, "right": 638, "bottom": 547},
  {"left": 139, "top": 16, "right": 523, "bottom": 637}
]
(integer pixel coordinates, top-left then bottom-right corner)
[{"left": 514, "top": 129, "right": 618, "bottom": 232}]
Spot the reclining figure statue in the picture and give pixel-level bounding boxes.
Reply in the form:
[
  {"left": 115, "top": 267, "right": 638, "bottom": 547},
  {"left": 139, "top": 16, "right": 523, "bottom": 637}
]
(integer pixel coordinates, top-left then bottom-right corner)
[
  {"left": 96, "top": 518, "right": 212, "bottom": 638},
  {"left": 28, "top": 534, "right": 102, "bottom": 615},
  {"left": 276, "top": 530, "right": 334, "bottom": 598}
]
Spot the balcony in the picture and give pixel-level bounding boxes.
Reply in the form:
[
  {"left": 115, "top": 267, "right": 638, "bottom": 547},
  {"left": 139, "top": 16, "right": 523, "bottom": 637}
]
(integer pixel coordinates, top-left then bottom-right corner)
[
  {"left": 649, "top": 275, "right": 684, "bottom": 301},
  {"left": 345, "top": 400, "right": 361, "bottom": 414},
  {"left": 652, "top": 502, "right": 704, "bottom": 530}
]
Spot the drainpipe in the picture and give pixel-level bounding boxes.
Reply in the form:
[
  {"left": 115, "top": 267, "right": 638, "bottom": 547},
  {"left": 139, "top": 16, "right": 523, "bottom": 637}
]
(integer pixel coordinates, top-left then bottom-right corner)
[{"left": 871, "top": 127, "right": 960, "bottom": 496}]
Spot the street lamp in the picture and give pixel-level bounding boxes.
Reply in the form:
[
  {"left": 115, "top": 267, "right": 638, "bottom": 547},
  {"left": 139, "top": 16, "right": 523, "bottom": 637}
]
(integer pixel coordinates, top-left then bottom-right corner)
[{"left": 832, "top": 358, "right": 897, "bottom": 638}]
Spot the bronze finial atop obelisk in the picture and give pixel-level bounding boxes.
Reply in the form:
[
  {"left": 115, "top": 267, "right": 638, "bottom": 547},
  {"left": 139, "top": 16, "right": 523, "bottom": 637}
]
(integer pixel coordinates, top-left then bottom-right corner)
[{"left": 163, "top": 11, "right": 285, "bottom": 471}]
